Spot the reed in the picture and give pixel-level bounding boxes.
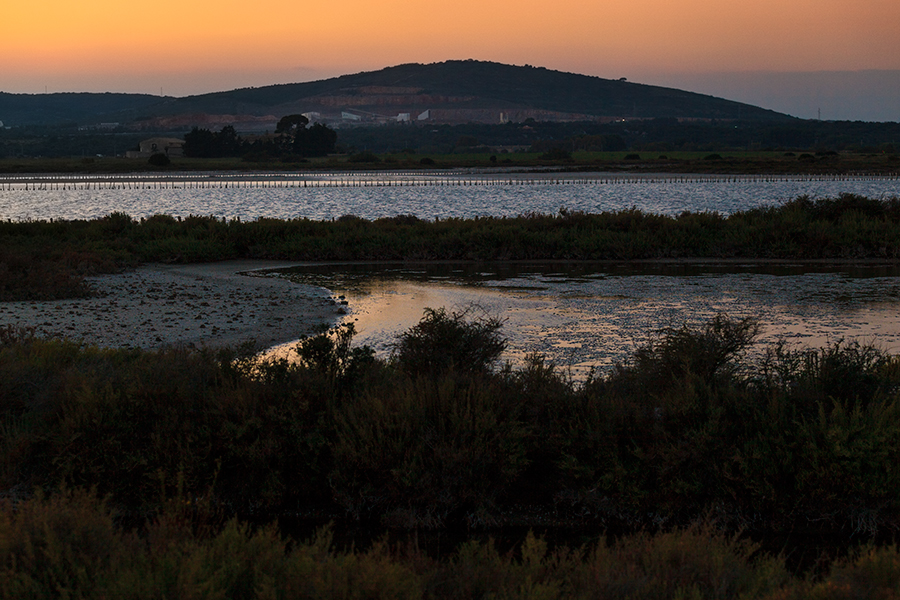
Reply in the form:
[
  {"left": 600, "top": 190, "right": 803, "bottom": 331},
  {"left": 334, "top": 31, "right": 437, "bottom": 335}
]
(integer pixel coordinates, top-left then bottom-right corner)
[{"left": 4, "top": 194, "right": 900, "bottom": 300}]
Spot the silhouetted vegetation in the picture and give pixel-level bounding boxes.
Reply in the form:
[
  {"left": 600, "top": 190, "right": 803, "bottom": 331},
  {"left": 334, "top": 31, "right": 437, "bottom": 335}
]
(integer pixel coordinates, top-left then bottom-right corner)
[
  {"left": 146, "top": 152, "right": 170, "bottom": 167},
  {"left": 4, "top": 313, "right": 900, "bottom": 595},
  {"left": 3, "top": 313, "right": 900, "bottom": 529},
  {"left": 4, "top": 194, "right": 900, "bottom": 301},
  {"left": 182, "top": 125, "right": 243, "bottom": 158},
  {"left": 9, "top": 488, "right": 900, "bottom": 599},
  {"left": 333, "top": 118, "right": 900, "bottom": 156},
  {"left": 4, "top": 113, "right": 899, "bottom": 164},
  {"left": 183, "top": 121, "right": 337, "bottom": 159}
]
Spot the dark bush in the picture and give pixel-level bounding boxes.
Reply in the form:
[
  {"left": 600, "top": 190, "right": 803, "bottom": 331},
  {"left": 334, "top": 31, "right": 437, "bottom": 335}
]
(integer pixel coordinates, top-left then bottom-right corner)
[
  {"left": 329, "top": 373, "right": 527, "bottom": 526},
  {"left": 391, "top": 307, "right": 506, "bottom": 377},
  {"left": 293, "top": 323, "right": 377, "bottom": 391},
  {"left": 147, "top": 153, "right": 170, "bottom": 167},
  {"left": 613, "top": 314, "right": 760, "bottom": 394}
]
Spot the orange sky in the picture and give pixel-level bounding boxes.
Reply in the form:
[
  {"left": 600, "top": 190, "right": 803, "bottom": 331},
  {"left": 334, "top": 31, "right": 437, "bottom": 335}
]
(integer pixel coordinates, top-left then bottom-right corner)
[{"left": 2, "top": 0, "right": 899, "bottom": 96}]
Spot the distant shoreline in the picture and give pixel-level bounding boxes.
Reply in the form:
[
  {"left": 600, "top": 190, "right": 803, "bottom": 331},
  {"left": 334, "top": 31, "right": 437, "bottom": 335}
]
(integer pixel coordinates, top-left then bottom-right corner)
[{"left": 1, "top": 150, "right": 898, "bottom": 177}]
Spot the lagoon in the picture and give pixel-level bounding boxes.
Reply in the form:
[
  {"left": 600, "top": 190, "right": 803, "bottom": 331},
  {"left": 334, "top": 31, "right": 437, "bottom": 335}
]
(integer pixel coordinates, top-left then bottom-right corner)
[
  {"left": 1, "top": 170, "right": 899, "bottom": 221},
  {"left": 270, "top": 261, "right": 900, "bottom": 377},
  {"left": 6, "top": 169, "right": 900, "bottom": 372}
]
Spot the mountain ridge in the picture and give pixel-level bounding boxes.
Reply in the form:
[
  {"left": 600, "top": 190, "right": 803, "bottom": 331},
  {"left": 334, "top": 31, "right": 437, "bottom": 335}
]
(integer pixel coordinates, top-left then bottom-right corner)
[{"left": 0, "top": 60, "right": 794, "bottom": 127}]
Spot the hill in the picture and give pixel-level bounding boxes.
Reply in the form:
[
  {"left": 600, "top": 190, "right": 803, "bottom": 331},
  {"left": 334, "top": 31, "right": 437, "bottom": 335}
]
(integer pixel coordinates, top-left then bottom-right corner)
[
  {"left": 0, "top": 60, "right": 793, "bottom": 128},
  {"left": 0, "top": 92, "right": 163, "bottom": 127}
]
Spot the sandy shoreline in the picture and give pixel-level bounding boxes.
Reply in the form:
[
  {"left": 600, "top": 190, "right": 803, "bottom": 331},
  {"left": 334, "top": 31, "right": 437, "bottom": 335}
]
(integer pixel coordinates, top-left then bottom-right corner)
[{"left": 0, "top": 260, "right": 344, "bottom": 351}]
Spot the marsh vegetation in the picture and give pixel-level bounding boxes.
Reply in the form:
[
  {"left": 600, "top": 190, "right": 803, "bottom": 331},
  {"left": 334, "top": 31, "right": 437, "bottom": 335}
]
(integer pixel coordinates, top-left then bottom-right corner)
[
  {"left": 4, "top": 193, "right": 900, "bottom": 302},
  {"left": 5, "top": 196, "right": 900, "bottom": 595},
  {"left": 3, "top": 311, "right": 900, "bottom": 596}
]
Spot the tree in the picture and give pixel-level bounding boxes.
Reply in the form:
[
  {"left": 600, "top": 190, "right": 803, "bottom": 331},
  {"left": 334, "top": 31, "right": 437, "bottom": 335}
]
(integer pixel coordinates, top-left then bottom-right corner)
[
  {"left": 275, "top": 115, "right": 337, "bottom": 157},
  {"left": 275, "top": 114, "right": 309, "bottom": 154},
  {"left": 183, "top": 127, "right": 217, "bottom": 157},
  {"left": 275, "top": 114, "right": 309, "bottom": 135},
  {"left": 295, "top": 123, "right": 337, "bottom": 157},
  {"left": 216, "top": 125, "right": 241, "bottom": 156},
  {"left": 183, "top": 126, "right": 246, "bottom": 158},
  {"left": 391, "top": 307, "right": 506, "bottom": 376}
]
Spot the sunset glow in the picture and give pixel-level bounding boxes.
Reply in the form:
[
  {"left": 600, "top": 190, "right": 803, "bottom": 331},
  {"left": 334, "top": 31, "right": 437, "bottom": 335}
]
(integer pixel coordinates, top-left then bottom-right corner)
[{"left": 2, "top": 0, "right": 899, "bottom": 96}]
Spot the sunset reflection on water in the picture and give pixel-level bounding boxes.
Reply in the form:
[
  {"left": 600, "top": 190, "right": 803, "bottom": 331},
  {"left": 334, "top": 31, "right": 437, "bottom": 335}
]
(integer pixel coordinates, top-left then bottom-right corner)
[{"left": 268, "top": 262, "right": 900, "bottom": 379}]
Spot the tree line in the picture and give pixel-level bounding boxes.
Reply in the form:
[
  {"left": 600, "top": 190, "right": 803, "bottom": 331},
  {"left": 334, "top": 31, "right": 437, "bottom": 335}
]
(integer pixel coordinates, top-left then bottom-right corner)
[{"left": 182, "top": 114, "right": 337, "bottom": 159}]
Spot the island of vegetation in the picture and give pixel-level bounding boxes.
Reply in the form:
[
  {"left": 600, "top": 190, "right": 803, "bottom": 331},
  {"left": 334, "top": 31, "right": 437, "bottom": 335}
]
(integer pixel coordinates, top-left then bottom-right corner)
[{"left": 3, "top": 193, "right": 900, "bottom": 302}]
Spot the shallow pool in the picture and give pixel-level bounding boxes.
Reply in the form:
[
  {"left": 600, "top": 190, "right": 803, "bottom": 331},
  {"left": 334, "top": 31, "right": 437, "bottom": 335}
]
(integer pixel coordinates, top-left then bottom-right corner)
[{"left": 268, "top": 261, "right": 900, "bottom": 377}]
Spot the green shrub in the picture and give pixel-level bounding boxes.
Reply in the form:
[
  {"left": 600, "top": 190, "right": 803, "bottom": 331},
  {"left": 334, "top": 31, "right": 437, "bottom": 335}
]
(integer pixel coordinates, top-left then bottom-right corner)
[
  {"left": 6, "top": 195, "right": 900, "bottom": 300},
  {"left": 4, "top": 313, "right": 900, "bottom": 535},
  {"left": 809, "top": 545, "right": 900, "bottom": 599},
  {"left": 1, "top": 492, "right": 808, "bottom": 600},
  {"left": 148, "top": 153, "right": 170, "bottom": 167}
]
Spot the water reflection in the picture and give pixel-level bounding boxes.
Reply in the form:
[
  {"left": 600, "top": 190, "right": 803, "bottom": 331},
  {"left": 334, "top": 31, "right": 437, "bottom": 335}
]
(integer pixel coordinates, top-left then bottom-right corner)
[
  {"left": 2, "top": 172, "right": 899, "bottom": 221},
  {"left": 272, "top": 262, "right": 900, "bottom": 377}
]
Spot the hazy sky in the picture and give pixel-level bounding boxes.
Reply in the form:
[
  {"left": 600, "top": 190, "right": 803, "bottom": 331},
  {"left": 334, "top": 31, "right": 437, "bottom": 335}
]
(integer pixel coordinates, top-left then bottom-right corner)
[{"left": 3, "top": 0, "right": 899, "bottom": 120}]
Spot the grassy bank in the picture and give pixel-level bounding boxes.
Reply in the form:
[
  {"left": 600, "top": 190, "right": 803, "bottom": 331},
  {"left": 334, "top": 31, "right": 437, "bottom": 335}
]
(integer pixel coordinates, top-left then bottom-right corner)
[
  {"left": 3, "top": 313, "right": 900, "bottom": 596},
  {"left": 4, "top": 193, "right": 900, "bottom": 301}
]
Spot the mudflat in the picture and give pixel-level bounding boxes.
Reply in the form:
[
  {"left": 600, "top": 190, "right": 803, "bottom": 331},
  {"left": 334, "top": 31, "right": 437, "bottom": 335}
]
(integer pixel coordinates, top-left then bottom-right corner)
[{"left": 0, "top": 260, "right": 343, "bottom": 351}]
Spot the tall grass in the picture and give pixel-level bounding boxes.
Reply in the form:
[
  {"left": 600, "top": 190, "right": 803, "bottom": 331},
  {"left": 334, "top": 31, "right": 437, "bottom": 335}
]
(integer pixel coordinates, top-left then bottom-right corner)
[{"left": 5, "top": 489, "right": 900, "bottom": 599}]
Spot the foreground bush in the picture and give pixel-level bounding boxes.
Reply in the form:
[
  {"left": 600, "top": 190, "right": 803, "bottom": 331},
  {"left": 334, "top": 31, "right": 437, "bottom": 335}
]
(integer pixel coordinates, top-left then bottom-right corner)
[
  {"left": 3, "top": 314, "right": 900, "bottom": 536},
  {"left": 6, "top": 490, "right": 900, "bottom": 599},
  {"left": 391, "top": 306, "right": 507, "bottom": 377}
]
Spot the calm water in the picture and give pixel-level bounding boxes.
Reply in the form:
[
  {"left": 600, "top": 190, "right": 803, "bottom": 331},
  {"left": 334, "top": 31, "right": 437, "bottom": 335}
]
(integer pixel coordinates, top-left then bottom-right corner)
[
  {"left": 1, "top": 171, "right": 899, "bottom": 221},
  {"left": 271, "top": 262, "right": 900, "bottom": 377},
  {"left": 6, "top": 170, "right": 900, "bottom": 369}
]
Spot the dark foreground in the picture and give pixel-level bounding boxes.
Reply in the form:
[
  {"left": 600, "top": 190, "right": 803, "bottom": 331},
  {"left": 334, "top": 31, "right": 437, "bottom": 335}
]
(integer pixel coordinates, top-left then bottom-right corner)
[{"left": 3, "top": 309, "right": 900, "bottom": 597}]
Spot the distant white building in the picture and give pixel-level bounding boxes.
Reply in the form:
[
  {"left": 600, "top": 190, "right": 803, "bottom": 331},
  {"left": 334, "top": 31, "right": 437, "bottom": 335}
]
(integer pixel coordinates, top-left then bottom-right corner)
[
  {"left": 396, "top": 113, "right": 410, "bottom": 122},
  {"left": 417, "top": 110, "right": 430, "bottom": 121}
]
